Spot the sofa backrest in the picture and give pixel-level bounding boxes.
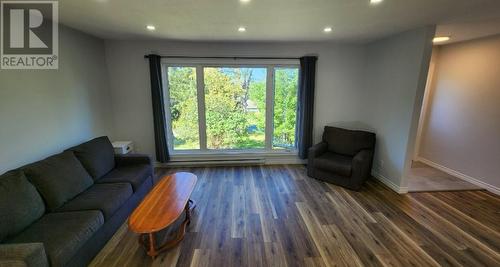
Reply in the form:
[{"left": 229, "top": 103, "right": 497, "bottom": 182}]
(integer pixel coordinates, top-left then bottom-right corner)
[
  {"left": 66, "top": 136, "right": 115, "bottom": 180},
  {"left": 23, "top": 151, "right": 94, "bottom": 211},
  {"left": 0, "top": 170, "right": 45, "bottom": 242},
  {"left": 322, "top": 126, "right": 376, "bottom": 156}
]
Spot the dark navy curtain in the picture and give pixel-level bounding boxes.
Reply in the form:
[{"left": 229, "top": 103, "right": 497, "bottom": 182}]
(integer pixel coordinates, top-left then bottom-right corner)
[
  {"left": 147, "top": 54, "right": 170, "bottom": 162},
  {"left": 297, "top": 56, "right": 317, "bottom": 159}
]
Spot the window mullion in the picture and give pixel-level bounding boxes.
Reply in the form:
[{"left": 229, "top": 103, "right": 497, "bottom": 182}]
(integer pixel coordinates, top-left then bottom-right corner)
[
  {"left": 265, "top": 66, "right": 274, "bottom": 151},
  {"left": 196, "top": 66, "right": 207, "bottom": 150},
  {"left": 162, "top": 65, "right": 174, "bottom": 152}
]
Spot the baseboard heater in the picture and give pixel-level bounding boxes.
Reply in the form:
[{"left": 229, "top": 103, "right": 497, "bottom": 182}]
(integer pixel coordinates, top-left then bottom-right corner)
[{"left": 166, "top": 158, "right": 265, "bottom": 167}]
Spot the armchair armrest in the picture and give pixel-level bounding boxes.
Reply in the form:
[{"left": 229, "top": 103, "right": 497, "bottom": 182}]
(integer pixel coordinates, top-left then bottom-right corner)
[
  {"left": 307, "top": 142, "right": 328, "bottom": 176},
  {"left": 308, "top": 142, "right": 328, "bottom": 158},
  {"left": 0, "top": 243, "right": 48, "bottom": 267},
  {"left": 114, "top": 154, "right": 152, "bottom": 167},
  {"left": 351, "top": 149, "right": 374, "bottom": 189}
]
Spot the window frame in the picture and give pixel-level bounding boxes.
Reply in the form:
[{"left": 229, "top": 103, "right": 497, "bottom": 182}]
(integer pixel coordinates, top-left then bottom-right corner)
[{"left": 161, "top": 58, "right": 299, "bottom": 156}]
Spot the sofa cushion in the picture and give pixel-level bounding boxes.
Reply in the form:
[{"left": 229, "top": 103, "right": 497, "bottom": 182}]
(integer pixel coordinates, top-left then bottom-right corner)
[
  {"left": 0, "top": 171, "right": 45, "bottom": 242},
  {"left": 7, "top": 211, "right": 104, "bottom": 267},
  {"left": 0, "top": 243, "right": 49, "bottom": 267},
  {"left": 315, "top": 152, "right": 353, "bottom": 177},
  {"left": 322, "top": 126, "right": 376, "bottom": 156},
  {"left": 23, "top": 151, "right": 94, "bottom": 211},
  {"left": 67, "top": 136, "right": 115, "bottom": 180},
  {"left": 56, "top": 183, "right": 133, "bottom": 220},
  {"left": 97, "top": 164, "right": 152, "bottom": 192}
]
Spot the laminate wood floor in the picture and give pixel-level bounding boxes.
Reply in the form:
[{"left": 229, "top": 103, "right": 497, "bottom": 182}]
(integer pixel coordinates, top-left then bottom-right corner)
[{"left": 90, "top": 165, "right": 500, "bottom": 267}]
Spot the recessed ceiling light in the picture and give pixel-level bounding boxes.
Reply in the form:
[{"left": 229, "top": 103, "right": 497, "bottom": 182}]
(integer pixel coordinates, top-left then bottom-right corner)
[
  {"left": 370, "top": 0, "right": 383, "bottom": 5},
  {"left": 238, "top": 26, "right": 246, "bottom": 32},
  {"left": 323, "top": 27, "right": 332, "bottom": 33},
  {"left": 240, "top": 0, "right": 251, "bottom": 3},
  {"left": 433, "top": 36, "right": 450, "bottom": 43},
  {"left": 146, "top": 25, "right": 156, "bottom": 31}
]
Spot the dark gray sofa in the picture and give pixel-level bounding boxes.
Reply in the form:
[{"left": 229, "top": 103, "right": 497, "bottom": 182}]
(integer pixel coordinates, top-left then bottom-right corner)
[
  {"left": 307, "top": 126, "right": 376, "bottom": 191},
  {"left": 0, "top": 136, "right": 154, "bottom": 267}
]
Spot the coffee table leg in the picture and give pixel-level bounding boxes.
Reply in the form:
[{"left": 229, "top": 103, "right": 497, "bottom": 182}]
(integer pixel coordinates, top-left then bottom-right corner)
[
  {"left": 188, "top": 199, "right": 196, "bottom": 210},
  {"left": 140, "top": 200, "right": 196, "bottom": 259},
  {"left": 148, "top": 233, "right": 157, "bottom": 259},
  {"left": 186, "top": 199, "right": 196, "bottom": 225},
  {"left": 138, "top": 233, "right": 159, "bottom": 259},
  {"left": 186, "top": 201, "right": 191, "bottom": 224},
  {"left": 138, "top": 234, "right": 146, "bottom": 246}
]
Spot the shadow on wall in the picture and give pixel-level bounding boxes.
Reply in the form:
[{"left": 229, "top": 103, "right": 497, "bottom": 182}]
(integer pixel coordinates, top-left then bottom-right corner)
[
  {"left": 325, "top": 121, "right": 376, "bottom": 133},
  {"left": 371, "top": 137, "right": 400, "bottom": 180}
]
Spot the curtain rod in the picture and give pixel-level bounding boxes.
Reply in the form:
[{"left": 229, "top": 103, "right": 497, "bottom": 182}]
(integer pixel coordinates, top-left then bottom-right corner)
[{"left": 144, "top": 55, "right": 300, "bottom": 60}]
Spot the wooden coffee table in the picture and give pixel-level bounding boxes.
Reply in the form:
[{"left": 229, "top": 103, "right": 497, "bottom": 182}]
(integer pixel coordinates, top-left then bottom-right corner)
[{"left": 128, "top": 172, "right": 197, "bottom": 258}]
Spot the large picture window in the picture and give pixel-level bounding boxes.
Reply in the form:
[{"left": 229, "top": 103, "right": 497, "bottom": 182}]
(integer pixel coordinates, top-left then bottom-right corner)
[{"left": 163, "top": 60, "right": 299, "bottom": 154}]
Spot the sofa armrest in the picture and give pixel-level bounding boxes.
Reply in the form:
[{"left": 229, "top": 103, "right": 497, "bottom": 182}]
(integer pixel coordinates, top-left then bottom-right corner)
[
  {"left": 114, "top": 154, "right": 152, "bottom": 167},
  {"left": 0, "top": 243, "right": 48, "bottom": 267},
  {"left": 351, "top": 149, "right": 374, "bottom": 189}
]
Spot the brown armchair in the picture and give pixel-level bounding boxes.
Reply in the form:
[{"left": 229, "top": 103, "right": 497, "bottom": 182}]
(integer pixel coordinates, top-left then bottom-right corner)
[{"left": 307, "top": 126, "right": 376, "bottom": 190}]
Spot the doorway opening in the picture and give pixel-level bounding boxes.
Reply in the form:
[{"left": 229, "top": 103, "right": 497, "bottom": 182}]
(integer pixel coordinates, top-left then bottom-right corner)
[{"left": 406, "top": 45, "right": 483, "bottom": 193}]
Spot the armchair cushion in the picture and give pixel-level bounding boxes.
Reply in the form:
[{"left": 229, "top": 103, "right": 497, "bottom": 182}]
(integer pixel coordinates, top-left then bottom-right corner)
[
  {"left": 322, "top": 126, "right": 375, "bottom": 156},
  {"left": 314, "top": 152, "right": 352, "bottom": 177}
]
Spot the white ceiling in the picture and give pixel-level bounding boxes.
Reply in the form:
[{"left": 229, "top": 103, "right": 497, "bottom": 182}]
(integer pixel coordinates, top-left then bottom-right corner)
[
  {"left": 58, "top": 0, "right": 500, "bottom": 43},
  {"left": 435, "top": 1, "right": 500, "bottom": 45}
]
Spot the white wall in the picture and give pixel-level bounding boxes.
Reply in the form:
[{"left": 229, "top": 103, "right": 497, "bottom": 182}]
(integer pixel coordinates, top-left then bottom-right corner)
[
  {"left": 418, "top": 35, "right": 500, "bottom": 190},
  {"left": 104, "top": 29, "right": 436, "bottom": 193},
  {"left": 0, "top": 25, "right": 113, "bottom": 174},
  {"left": 362, "top": 26, "right": 435, "bottom": 191},
  {"left": 104, "top": 40, "right": 366, "bottom": 159}
]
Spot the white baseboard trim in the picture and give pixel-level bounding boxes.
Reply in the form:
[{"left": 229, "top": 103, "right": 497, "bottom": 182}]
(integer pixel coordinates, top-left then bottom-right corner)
[
  {"left": 372, "top": 168, "right": 408, "bottom": 194},
  {"left": 416, "top": 157, "right": 500, "bottom": 196}
]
